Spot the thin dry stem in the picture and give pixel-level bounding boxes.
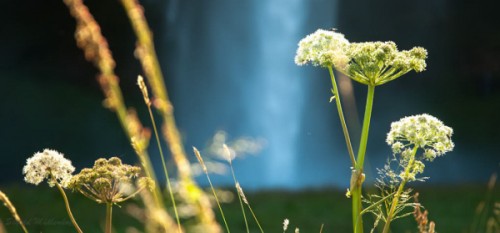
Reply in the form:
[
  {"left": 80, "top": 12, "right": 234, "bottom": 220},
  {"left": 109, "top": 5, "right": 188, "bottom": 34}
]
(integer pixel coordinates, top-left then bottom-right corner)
[{"left": 0, "top": 190, "right": 28, "bottom": 233}]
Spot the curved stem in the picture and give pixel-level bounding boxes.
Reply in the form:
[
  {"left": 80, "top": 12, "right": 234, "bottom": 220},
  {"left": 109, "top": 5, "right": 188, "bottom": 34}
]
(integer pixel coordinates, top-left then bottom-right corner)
[
  {"left": 382, "top": 146, "right": 418, "bottom": 233},
  {"left": 352, "top": 84, "right": 376, "bottom": 233},
  {"left": 55, "top": 183, "right": 83, "bottom": 233},
  {"left": 328, "top": 66, "right": 356, "bottom": 167},
  {"left": 105, "top": 203, "right": 113, "bottom": 233}
]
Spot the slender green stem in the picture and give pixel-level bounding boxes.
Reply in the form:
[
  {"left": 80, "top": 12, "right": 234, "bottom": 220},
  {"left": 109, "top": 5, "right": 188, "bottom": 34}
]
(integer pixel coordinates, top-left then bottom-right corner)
[
  {"left": 246, "top": 204, "right": 264, "bottom": 233},
  {"left": 328, "top": 66, "right": 356, "bottom": 167},
  {"left": 204, "top": 173, "right": 231, "bottom": 233},
  {"left": 227, "top": 157, "right": 249, "bottom": 233},
  {"left": 147, "top": 106, "right": 182, "bottom": 233},
  {"left": 55, "top": 183, "right": 83, "bottom": 233},
  {"left": 105, "top": 203, "right": 112, "bottom": 233},
  {"left": 352, "top": 84, "right": 376, "bottom": 233},
  {"left": 382, "top": 146, "right": 418, "bottom": 233},
  {"left": 356, "top": 85, "right": 375, "bottom": 170},
  {"left": 352, "top": 187, "right": 363, "bottom": 233}
]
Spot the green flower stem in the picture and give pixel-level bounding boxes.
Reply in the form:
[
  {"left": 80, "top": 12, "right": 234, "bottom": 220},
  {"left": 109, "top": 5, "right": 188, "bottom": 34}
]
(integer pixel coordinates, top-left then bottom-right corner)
[
  {"left": 356, "top": 85, "right": 375, "bottom": 169},
  {"left": 105, "top": 203, "right": 113, "bottom": 233},
  {"left": 328, "top": 66, "right": 356, "bottom": 167},
  {"left": 382, "top": 146, "right": 418, "bottom": 233},
  {"left": 352, "top": 84, "right": 376, "bottom": 233},
  {"left": 55, "top": 183, "right": 83, "bottom": 233}
]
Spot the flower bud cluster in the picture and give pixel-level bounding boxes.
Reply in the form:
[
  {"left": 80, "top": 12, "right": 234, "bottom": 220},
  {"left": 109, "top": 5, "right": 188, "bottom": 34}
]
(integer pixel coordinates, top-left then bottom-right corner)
[
  {"left": 69, "top": 157, "right": 153, "bottom": 204},
  {"left": 23, "top": 149, "right": 75, "bottom": 188},
  {"left": 344, "top": 42, "right": 427, "bottom": 86}
]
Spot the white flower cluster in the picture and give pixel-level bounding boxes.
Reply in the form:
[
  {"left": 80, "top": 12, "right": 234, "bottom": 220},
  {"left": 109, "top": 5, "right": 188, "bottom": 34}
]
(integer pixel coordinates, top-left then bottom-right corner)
[
  {"left": 387, "top": 114, "right": 454, "bottom": 161},
  {"left": 344, "top": 42, "right": 427, "bottom": 86},
  {"left": 295, "top": 29, "right": 428, "bottom": 86},
  {"left": 294, "top": 29, "right": 349, "bottom": 68},
  {"left": 23, "top": 149, "right": 75, "bottom": 188}
]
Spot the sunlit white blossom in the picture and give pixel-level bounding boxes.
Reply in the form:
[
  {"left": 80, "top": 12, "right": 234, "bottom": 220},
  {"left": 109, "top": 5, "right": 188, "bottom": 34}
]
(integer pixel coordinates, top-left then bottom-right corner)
[
  {"left": 387, "top": 114, "right": 454, "bottom": 160},
  {"left": 295, "top": 29, "right": 350, "bottom": 68},
  {"left": 23, "top": 149, "right": 75, "bottom": 188}
]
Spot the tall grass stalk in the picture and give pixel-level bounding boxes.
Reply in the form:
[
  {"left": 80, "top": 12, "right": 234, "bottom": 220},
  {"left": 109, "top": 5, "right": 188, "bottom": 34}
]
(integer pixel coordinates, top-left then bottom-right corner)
[
  {"left": 236, "top": 183, "right": 265, "bottom": 233},
  {"left": 224, "top": 145, "right": 250, "bottom": 233},
  {"left": 193, "top": 147, "right": 231, "bottom": 233},
  {"left": 62, "top": 0, "right": 167, "bottom": 213},
  {"left": 0, "top": 190, "right": 28, "bottom": 233},
  {"left": 138, "top": 76, "right": 182, "bottom": 233},
  {"left": 119, "top": 0, "right": 218, "bottom": 228},
  {"left": 55, "top": 183, "right": 83, "bottom": 233}
]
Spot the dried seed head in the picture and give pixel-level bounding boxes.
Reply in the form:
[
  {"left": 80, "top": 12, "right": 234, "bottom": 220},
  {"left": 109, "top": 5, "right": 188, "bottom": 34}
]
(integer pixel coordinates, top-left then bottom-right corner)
[
  {"left": 137, "top": 75, "right": 151, "bottom": 106},
  {"left": 235, "top": 182, "right": 248, "bottom": 204},
  {"left": 193, "top": 147, "right": 208, "bottom": 173}
]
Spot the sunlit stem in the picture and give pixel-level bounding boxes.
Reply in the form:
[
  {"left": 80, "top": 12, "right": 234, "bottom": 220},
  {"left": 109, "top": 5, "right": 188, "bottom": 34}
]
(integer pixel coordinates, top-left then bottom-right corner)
[
  {"left": 328, "top": 66, "right": 356, "bottom": 167},
  {"left": 204, "top": 172, "right": 231, "bottom": 233},
  {"left": 55, "top": 183, "right": 83, "bottom": 233},
  {"left": 225, "top": 147, "right": 250, "bottom": 233},
  {"left": 105, "top": 203, "right": 112, "bottom": 233},
  {"left": 146, "top": 105, "right": 182, "bottom": 233},
  {"left": 352, "top": 84, "right": 376, "bottom": 233},
  {"left": 246, "top": 204, "right": 264, "bottom": 233},
  {"left": 382, "top": 146, "right": 418, "bottom": 233}
]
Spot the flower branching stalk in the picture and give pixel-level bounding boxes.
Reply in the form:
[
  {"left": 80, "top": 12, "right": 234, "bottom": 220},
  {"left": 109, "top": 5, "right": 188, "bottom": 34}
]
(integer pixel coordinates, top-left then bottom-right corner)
[
  {"left": 23, "top": 149, "right": 83, "bottom": 233},
  {"left": 381, "top": 114, "right": 454, "bottom": 233},
  {"left": 68, "top": 157, "right": 154, "bottom": 233},
  {"left": 296, "top": 29, "right": 428, "bottom": 233}
]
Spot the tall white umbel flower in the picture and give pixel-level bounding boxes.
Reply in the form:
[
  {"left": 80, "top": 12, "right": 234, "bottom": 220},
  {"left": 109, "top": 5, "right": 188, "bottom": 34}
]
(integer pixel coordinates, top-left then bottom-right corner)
[{"left": 23, "top": 149, "right": 75, "bottom": 188}]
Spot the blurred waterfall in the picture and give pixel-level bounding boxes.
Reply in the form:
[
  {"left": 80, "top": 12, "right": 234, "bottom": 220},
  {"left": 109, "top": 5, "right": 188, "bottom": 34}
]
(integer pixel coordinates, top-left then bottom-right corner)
[
  {"left": 250, "top": 0, "right": 307, "bottom": 188},
  {"left": 166, "top": 0, "right": 343, "bottom": 189}
]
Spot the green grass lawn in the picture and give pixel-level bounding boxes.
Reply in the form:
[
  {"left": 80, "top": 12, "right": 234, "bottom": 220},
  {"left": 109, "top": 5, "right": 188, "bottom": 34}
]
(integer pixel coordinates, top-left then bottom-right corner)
[{"left": 0, "top": 184, "right": 496, "bottom": 233}]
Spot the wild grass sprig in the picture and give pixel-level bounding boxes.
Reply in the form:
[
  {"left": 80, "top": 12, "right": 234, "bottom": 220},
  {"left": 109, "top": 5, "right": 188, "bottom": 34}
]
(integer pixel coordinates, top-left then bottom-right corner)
[
  {"left": 23, "top": 149, "right": 83, "bottom": 233},
  {"left": 119, "top": 0, "right": 219, "bottom": 229},
  {"left": 62, "top": 0, "right": 165, "bottom": 213},
  {"left": 0, "top": 190, "right": 28, "bottom": 233},
  {"left": 193, "top": 147, "right": 231, "bottom": 233},
  {"left": 138, "top": 75, "right": 182, "bottom": 233},
  {"left": 224, "top": 144, "right": 264, "bottom": 233}
]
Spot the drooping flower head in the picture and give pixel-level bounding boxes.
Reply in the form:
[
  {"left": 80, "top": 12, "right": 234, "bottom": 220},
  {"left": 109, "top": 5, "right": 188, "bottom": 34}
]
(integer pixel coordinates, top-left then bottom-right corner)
[
  {"left": 68, "top": 157, "right": 153, "bottom": 204},
  {"left": 343, "top": 42, "right": 427, "bottom": 86},
  {"left": 387, "top": 114, "right": 454, "bottom": 161},
  {"left": 23, "top": 149, "right": 75, "bottom": 188},
  {"left": 295, "top": 29, "right": 350, "bottom": 69}
]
